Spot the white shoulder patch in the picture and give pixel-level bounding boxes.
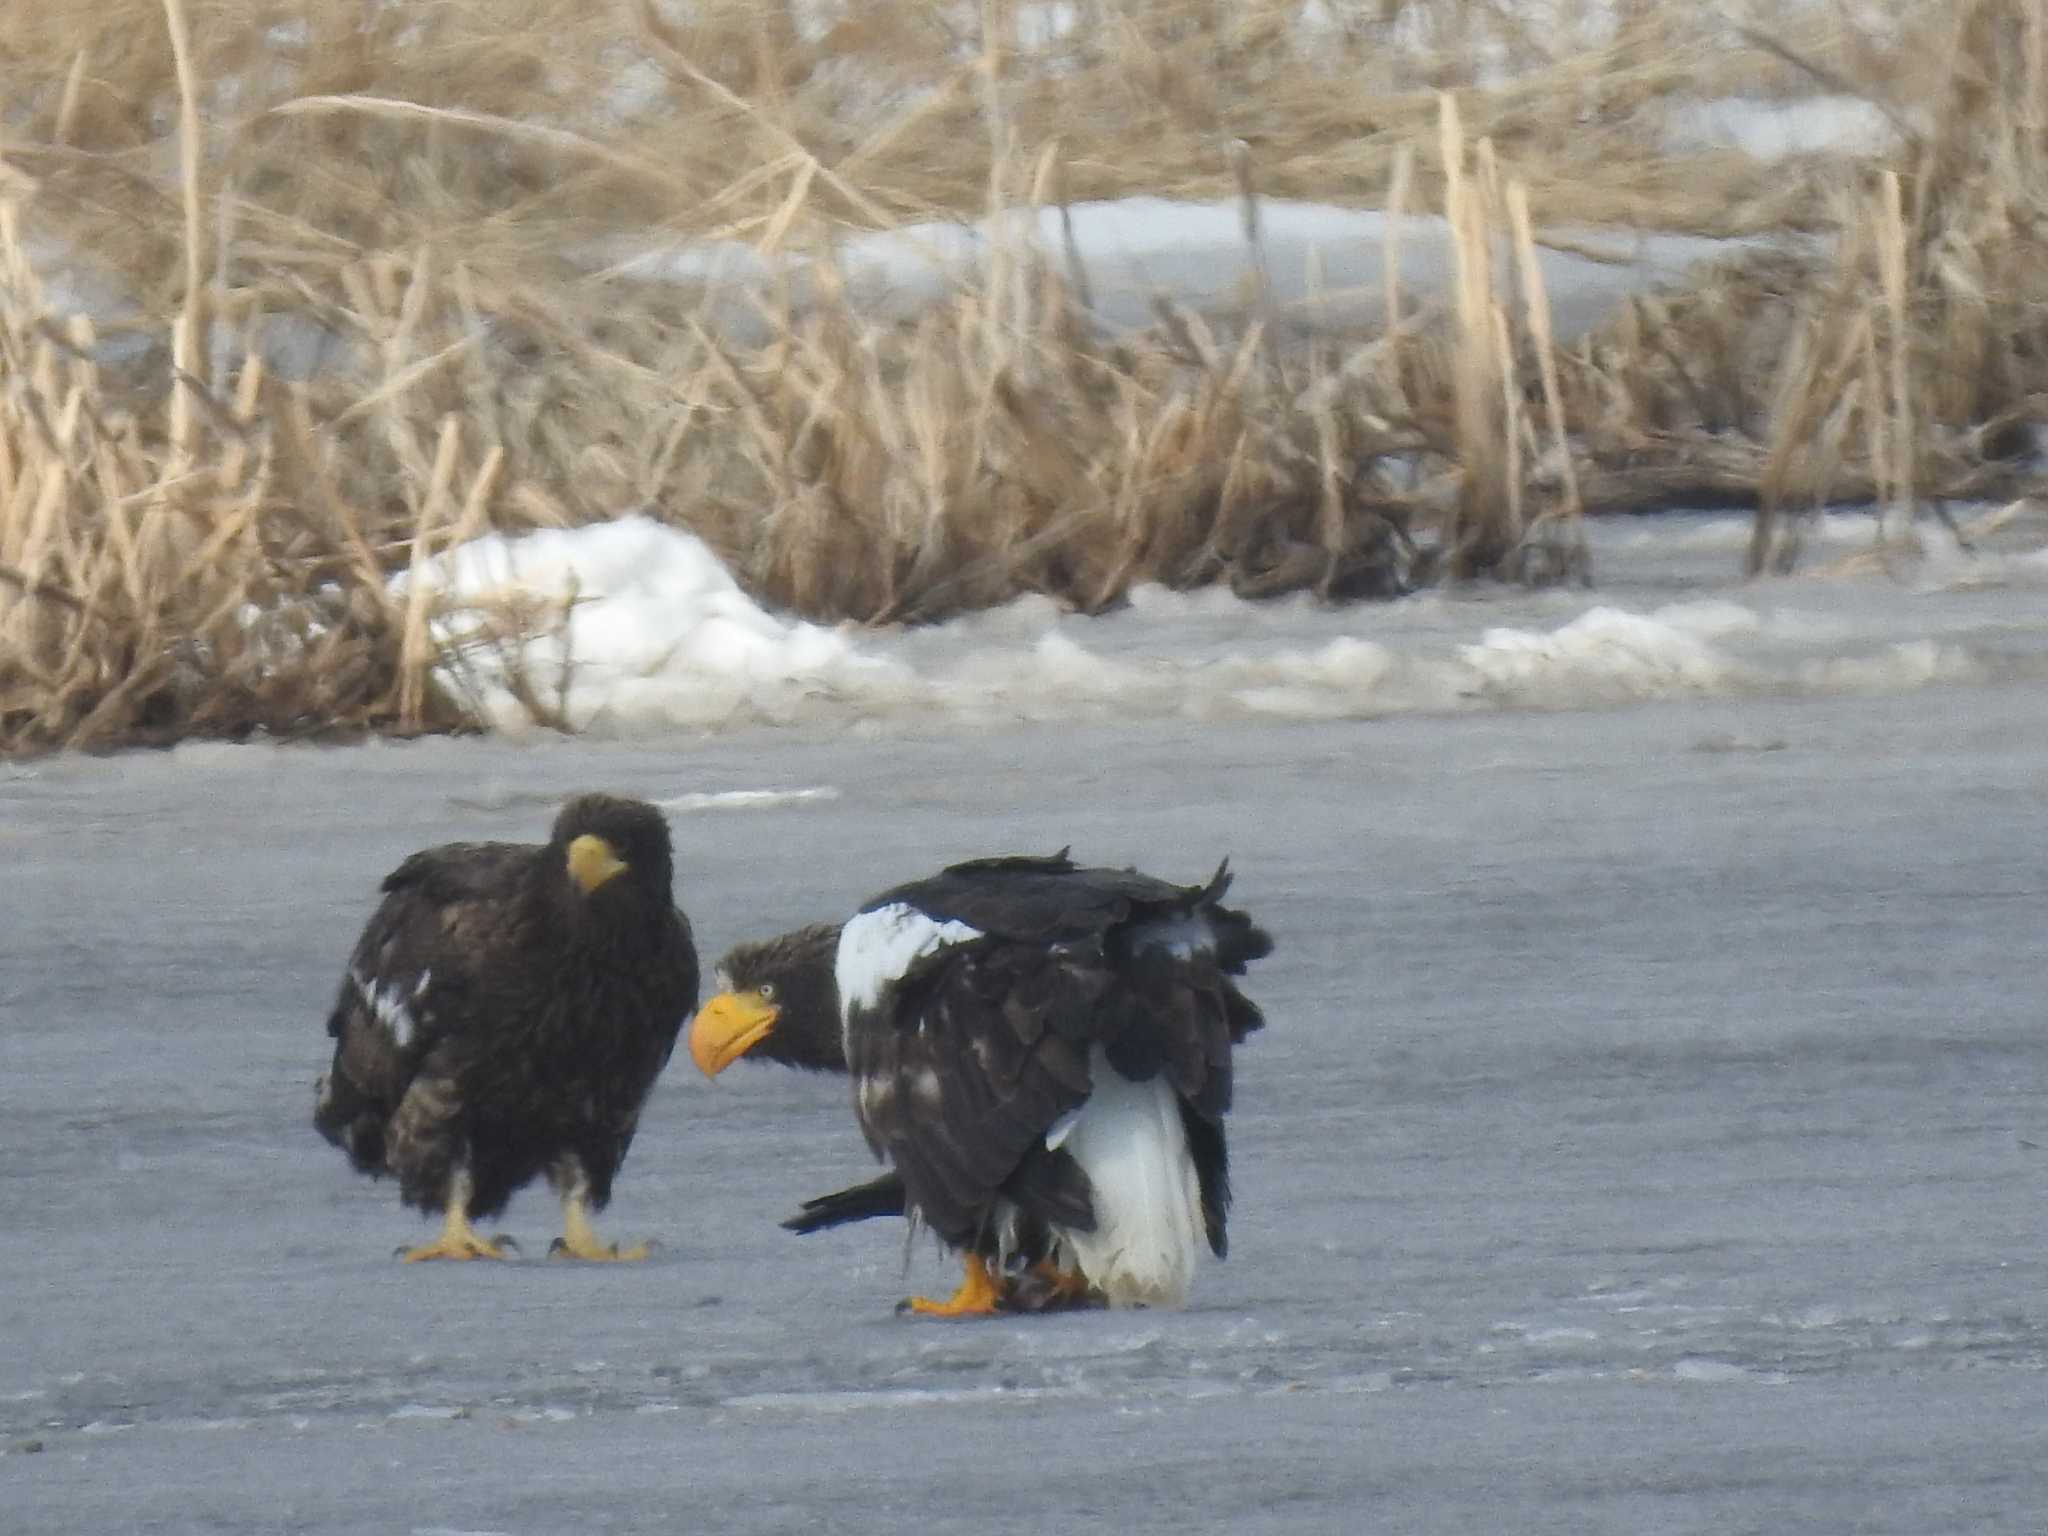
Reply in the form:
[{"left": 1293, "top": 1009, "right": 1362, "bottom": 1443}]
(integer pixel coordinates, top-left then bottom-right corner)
[{"left": 835, "top": 902, "right": 981, "bottom": 1019}]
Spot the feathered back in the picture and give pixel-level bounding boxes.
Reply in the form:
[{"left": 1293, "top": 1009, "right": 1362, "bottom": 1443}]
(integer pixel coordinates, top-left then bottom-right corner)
[{"left": 836, "top": 854, "right": 1273, "bottom": 1252}]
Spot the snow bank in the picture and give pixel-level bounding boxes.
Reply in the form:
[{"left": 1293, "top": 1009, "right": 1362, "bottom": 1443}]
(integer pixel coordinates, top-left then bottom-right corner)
[
  {"left": 399, "top": 515, "right": 2035, "bottom": 739},
  {"left": 403, "top": 516, "right": 909, "bottom": 732}
]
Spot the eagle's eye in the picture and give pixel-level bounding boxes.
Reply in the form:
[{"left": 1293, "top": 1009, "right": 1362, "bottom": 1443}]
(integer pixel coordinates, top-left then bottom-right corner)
[{"left": 758, "top": 981, "right": 778, "bottom": 1002}]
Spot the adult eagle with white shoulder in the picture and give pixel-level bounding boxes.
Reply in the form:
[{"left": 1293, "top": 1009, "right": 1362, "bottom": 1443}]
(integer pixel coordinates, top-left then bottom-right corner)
[{"left": 687, "top": 852, "right": 1272, "bottom": 1315}]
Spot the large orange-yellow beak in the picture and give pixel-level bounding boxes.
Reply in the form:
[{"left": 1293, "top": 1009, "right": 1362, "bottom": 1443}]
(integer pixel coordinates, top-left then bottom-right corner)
[
  {"left": 566, "top": 834, "right": 628, "bottom": 893},
  {"left": 687, "top": 990, "right": 780, "bottom": 1077}
]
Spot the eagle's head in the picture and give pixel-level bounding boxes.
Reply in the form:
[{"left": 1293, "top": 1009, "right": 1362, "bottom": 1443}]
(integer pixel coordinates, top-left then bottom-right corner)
[
  {"left": 687, "top": 922, "right": 844, "bottom": 1076},
  {"left": 551, "top": 794, "right": 675, "bottom": 914}
]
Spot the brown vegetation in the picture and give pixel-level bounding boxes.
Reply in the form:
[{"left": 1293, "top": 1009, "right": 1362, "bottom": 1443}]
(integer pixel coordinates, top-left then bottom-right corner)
[{"left": 0, "top": 0, "right": 2041, "bottom": 752}]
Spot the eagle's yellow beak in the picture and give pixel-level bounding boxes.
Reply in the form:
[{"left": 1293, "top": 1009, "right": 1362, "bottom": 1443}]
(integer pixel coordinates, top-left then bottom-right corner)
[
  {"left": 688, "top": 990, "right": 780, "bottom": 1077},
  {"left": 566, "top": 834, "right": 629, "bottom": 893}
]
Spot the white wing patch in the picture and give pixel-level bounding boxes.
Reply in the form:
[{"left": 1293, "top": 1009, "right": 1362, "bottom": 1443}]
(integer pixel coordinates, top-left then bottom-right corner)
[
  {"left": 350, "top": 965, "right": 420, "bottom": 1049},
  {"left": 1129, "top": 911, "right": 1216, "bottom": 960},
  {"left": 835, "top": 902, "right": 981, "bottom": 1032}
]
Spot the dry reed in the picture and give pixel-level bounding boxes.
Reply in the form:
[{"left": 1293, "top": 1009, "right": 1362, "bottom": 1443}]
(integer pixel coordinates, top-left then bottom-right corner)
[{"left": 0, "top": 0, "right": 2041, "bottom": 752}]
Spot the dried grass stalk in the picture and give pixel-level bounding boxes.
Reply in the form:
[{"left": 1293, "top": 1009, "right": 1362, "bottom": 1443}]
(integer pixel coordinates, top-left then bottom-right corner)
[{"left": 2, "top": 0, "right": 2043, "bottom": 750}]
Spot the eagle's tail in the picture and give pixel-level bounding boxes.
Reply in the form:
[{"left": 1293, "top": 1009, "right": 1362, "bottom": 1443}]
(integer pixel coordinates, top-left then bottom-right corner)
[{"left": 781, "top": 1172, "right": 906, "bottom": 1234}]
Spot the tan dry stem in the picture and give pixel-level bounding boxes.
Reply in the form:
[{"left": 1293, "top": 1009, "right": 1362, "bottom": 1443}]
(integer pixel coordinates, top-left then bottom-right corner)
[{"left": 2, "top": 0, "right": 2044, "bottom": 750}]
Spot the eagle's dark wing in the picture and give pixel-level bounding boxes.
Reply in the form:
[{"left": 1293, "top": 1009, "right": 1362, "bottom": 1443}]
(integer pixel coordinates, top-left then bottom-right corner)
[
  {"left": 846, "top": 934, "right": 1104, "bottom": 1244},
  {"left": 313, "top": 842, "right": 538, "bottom": 1172},
  {"left": 329, "top": 842, "right": 535, "bottom": 1048},
  {"left": 644, "top": 907, "right": 700, "bottom": 1075}
]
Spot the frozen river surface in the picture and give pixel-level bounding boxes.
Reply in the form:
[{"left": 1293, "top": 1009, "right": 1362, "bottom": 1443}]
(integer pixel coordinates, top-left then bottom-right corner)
[{"left": 3, "top": 674, "right": 2045, "bottom": 1532}]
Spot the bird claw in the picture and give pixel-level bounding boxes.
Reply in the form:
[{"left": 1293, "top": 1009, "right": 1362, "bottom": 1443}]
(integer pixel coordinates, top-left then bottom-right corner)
[
  {"left": 394, "top": 1229, "right": 514, "bottom": 1263},
  {"left": 548, "top": 1234, "right": 651, "bottom": 1262}
]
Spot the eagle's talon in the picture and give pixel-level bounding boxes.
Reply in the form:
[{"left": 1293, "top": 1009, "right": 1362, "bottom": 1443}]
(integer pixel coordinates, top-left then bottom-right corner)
[
  {"left": 548, "top": 1232, "right": 651, "bottom": 1263},
  {"left": 396, "top": 1227, "right": 512, "bottom": 1263},
  {"left": 901, "top": 1253, "right": 1003, "bottom": 1318}
]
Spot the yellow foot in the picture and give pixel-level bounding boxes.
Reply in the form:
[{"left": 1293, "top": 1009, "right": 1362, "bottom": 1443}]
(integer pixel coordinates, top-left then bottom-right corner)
[
  {"left": 899, "top": 1254, "right": 1002, "bottom": 1318},
  {"left": 397, "top": 1231, "right": 513, "bottom": 1263},
  {"left": 551, "top": 1189, "right": 652, "bottom": 1261},
  {"left": 548, "top": 1233, "right": 652, "bottom": 1262}
]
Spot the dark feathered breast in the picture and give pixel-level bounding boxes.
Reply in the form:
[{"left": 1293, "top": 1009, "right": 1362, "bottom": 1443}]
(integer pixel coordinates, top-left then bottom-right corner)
[{"left": 313, "top": 795, "right": 699, "bottom": 1221}]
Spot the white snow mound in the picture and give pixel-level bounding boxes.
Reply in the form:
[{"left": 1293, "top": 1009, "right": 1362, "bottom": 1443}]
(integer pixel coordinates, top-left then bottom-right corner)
[{"left": 402, "top": 516, "right": 908, "bottom": 732}]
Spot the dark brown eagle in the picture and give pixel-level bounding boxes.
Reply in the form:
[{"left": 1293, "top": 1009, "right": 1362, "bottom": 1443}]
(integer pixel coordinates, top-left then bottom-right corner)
[
  {"left": 688, "top": 853, "right": 1271, "bottom": 1314},
  {"left": 314, "top": 793, "right": 699, "bottom": 1262}
]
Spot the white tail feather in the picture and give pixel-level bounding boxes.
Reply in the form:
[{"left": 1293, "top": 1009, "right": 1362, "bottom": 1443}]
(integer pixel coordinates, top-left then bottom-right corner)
[{"left": 1054, "top": 1046, "right": 1203, "bottom": 1307}]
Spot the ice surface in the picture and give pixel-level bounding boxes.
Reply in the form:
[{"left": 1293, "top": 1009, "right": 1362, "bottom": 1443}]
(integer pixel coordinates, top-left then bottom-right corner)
[
  {"left": 410, "top": 510, "right": 2048, "bottom": 737},
  {"left": 4, "top": 660, "right": 2047, "bottom": 1532}
]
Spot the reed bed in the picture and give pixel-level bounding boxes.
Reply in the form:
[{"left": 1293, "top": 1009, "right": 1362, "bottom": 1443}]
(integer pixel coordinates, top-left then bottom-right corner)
[{"left": 0, "top": 0, "right": 2041, "bottom": 751}]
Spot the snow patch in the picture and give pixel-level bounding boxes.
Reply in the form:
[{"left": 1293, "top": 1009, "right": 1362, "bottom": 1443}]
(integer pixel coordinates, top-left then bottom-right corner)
[
  {"left": 1460, "top": 606, "right": 1743, "bottom": 702},
  {"left": 595, "top": 197, "right": 1753, "bottom": 345},
  {"left": 398, "top": 515, "right": 908, "bottom": 733},
  {"left": 654, "top": 787, "right": 840, "bottom": 814},
  {"left": 1664, "top": 96, "right": 1900, "bottom": 162},
  {"left": 392, "top": 517, "right": 2040, "bottom": 738}
]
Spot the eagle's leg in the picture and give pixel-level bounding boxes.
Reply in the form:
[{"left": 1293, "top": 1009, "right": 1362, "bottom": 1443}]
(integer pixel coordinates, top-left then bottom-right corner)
[
  {"left": 900, "top": 1252, "right": 1003, "bottom": 1318},
  {"left": 399, "top": 1171, "right": 511, "bottom": 1262},
  {"left": 547, "top": 1159, "right": 651, "bottom": 1263},
  {"left": 1026, "top": 1260, "right": 1098, "bottom": 1308}
]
